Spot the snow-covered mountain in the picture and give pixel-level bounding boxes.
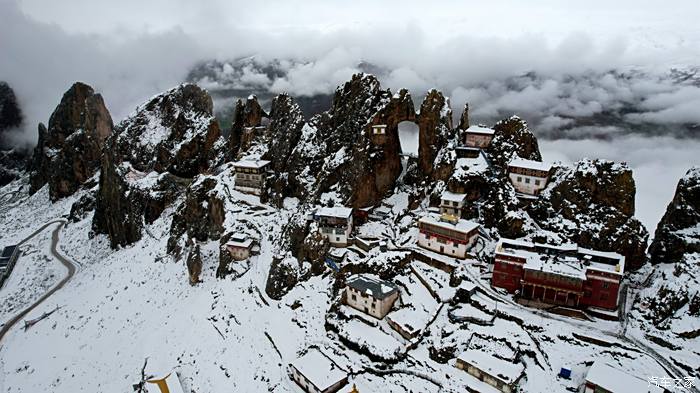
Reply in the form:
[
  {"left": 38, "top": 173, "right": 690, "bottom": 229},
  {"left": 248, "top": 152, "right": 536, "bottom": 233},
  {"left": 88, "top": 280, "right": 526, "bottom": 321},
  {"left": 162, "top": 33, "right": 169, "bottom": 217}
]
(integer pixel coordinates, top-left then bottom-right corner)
[{"left": 0, "top": 74, "right": 698, "bottom": 392}]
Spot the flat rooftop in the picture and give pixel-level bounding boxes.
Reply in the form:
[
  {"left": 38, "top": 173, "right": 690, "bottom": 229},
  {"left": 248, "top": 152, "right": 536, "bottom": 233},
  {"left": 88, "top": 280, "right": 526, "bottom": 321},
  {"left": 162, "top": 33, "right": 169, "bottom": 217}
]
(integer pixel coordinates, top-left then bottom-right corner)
[
  {"left": 457, "top": 350, "right": 524, "bottom": 384},
  {"left": 508, "top": 158, "right": 552, "bottom": 173},
  {"left": 419, "top": 213, "right": 480, "bottom": 234},
  {"left": 586, "top": 361, "right": 663, "bottom": 393},
  {"left": 347, "top": 274, "right": 399, "bottom": 300},
  {"left": 496, "top": 238, "right": 625, "bottom": 278},
  {"left": 233, "top": 160, "right": 271, "bottom": 169},
  {"left": 290, "top": 349, "right": 347, "bottom": 391},
  {"left": 441, "top": 191, "right": 467, "bottom": 203},
  {"left": 316, "top": 206, "right": 353, "bottom": 219},
  {"left": 466, "top": 125, "right": 495, "bottom": 135}
]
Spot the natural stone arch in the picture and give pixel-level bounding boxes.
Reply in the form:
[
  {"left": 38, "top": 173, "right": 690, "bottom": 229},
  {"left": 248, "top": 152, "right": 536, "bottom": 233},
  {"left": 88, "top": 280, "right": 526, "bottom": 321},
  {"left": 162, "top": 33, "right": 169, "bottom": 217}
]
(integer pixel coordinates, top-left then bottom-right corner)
[{"left": 397, "top": 120, "right": 419, "bottom": 157}]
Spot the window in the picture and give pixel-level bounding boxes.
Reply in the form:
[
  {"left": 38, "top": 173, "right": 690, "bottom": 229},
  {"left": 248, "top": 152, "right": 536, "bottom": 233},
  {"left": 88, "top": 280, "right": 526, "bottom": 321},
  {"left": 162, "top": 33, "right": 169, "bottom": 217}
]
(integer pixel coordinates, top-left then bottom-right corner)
[
  {"left": 335, "top": 237, "right": 340, "bottom": 242},
  {"left": 453, "top": 201, "right": 459, "bottom": 207},
  {"left": 351, "top": 295, "right": 357, "bottom": 301},
  {"left": 534, "top": 180, "right": 541, "bottom": 186},
  {"left": 525, "top": 178, "right": 531, "bottom": 184},
  {"left": 517, "top": 176, "right": 522, "bottom": 182},
  {"left": 602, "top": 282, "right": 609, "bottom": 289}
]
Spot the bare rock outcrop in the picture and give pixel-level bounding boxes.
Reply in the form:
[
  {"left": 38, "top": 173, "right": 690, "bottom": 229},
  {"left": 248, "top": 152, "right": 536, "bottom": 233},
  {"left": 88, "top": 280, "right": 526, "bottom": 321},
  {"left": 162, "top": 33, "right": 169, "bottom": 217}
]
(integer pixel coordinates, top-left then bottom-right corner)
[
  {"left": 283, "top": 73, "right": 421, "bottom": 207},
  {"left": 167, "top": 175, "right": 226, "bottom": 257},
  {"left": 0, "top": 81, "right": 23, "bottom": 147},
  {"left": 418, "top": 89, "right": 455, "bottom": 181},
  {"left": 229, "top": 95, "right": 268, "bottom": 157},
  {"left": 485, "top": 116, "right": 541, "bottom": 170},
  {"left": 649, "top": 166, "right": 700, "bottom": 264},
  {"left": 529, "top": 159, "right": 648, "bottom": 269},
  {"left": 29, "top": 82, "right": 113, "bottom": 200},
  {"left": 92, "top": 84, "right": 222, "bottom": 248}
]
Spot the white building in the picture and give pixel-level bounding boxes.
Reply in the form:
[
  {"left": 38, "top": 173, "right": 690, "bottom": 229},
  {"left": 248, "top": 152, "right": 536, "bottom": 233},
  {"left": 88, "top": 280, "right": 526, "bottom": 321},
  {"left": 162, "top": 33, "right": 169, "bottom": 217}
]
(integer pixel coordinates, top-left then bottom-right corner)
[
  {"left": 314, "top": 207, "right": 354, "bottom": 247},
  {"left": 344, "top": 274, "right": 400, "bottom": 319},
  {"left": 439, "top": 191, "right": 467, "bottom": 216},
  {"left": 289, "top": 349, "right": 348, "bottom": 393},
  {"left": 225, "top": 234, "right": 256, "bottom": 261},
  {"left": 455, "top": 350, "right": 525, "bottom": 393},
  {"left": 507, "top": 158, "right": 552, "bottom": 196},
  {"left": 584, "top": 361, "right": 664, "bottom": 393},
  {"left": 233, "top": 160, "right": 271, "bottom": 195},
  {"left": 417, "top": 213, "right": 480, "bottom": 259},
  {"left": 464, "top": 125, "right": 495, "bottom": 148},
  {"left": 144, "top": 370, "right": 185, "bottom": 393}
]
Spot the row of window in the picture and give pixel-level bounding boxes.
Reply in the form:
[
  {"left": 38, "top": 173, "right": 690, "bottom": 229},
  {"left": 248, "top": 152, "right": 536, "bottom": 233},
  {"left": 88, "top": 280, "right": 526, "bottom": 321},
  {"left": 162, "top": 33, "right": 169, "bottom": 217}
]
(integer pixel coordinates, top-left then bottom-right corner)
[{"left": 514, "top": 176, "right": 542, "bottom": 186}]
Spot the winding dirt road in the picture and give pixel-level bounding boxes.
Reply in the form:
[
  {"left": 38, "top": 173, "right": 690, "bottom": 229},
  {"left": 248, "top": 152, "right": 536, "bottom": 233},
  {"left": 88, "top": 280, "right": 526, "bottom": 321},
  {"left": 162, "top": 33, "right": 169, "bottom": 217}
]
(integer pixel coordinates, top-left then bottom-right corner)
[{"left": 0, "top": 219, "right": 77, "bottom": 343}]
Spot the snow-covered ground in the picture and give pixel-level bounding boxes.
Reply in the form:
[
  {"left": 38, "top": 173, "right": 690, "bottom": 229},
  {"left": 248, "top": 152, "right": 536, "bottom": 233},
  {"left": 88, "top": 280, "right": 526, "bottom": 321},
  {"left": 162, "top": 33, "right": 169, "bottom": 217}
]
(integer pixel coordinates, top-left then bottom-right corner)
[{"left": 0, "top": 173, "right": 695, "bottom": 392}]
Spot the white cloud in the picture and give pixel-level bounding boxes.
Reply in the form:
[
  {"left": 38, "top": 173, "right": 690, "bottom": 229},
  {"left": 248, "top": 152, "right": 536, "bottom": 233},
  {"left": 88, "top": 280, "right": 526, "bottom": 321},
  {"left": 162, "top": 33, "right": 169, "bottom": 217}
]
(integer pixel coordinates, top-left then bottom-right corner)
[{"left": 540, "top": 136, "right": 700, "bottom": 233}]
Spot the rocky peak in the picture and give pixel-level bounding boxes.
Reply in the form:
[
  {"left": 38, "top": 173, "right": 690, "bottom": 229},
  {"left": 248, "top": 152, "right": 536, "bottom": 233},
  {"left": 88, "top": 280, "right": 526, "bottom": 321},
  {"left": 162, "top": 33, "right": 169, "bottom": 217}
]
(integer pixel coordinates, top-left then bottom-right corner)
[
  {"left": 418, "top": 89, "right": 454, "bottom": 180},
  {"left": 229, "top": 95, "right": 268, "bottom": 157},
  {"left": 112, "top": 83, "right": 222, "bottom": 176},
  {"left": 0, "top": 81, "right": 23, "bottom": 147},
  {"left": 29, "top": 82, "right": 113, "bottom": 200},
  {"left": 649, "top": 166, "right": 700, "bottom": 264},
  {"left": 263, "top": 93, "right": 305, "bottom": 173},
  {"left": 486, "top": 116, "right": 541, "bottom": 169},
  {"left": 530, "top": 159, "right": 648, "bottom": 269},
  {"left": 93, "top": 84, "right": 222, "bottom": 248},
  {"left": 457, "top": 102, "right": 470, "bottom": 130}
]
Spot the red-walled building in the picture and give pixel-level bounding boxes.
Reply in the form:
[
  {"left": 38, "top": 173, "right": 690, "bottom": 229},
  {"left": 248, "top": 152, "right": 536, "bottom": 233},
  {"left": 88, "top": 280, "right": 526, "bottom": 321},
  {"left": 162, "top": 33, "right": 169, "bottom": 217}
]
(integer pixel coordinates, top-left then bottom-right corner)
[{"left": 491, "top": 238, "right": 625, "bottom": 310}]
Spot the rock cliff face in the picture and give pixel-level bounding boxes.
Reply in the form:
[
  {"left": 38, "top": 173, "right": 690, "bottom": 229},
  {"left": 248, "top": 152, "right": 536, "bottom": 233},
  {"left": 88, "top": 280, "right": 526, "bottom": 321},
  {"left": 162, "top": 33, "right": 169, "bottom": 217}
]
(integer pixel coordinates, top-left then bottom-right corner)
[
  {"left": 92, "top": 84, "right": 222, "bottom": 248},
  {"left": 529, "top": 159, "right": 648, "bottom": 269},
  {"left": 649, "top": 167, "right": 700, "bottom": 263},
  {"left": 167, "top": 176, "right": 226, "bottom": 256},
  {"left": 229, "top": 95, "right": 268, "bottom": 157},
  {"left": 418, "top": 89, "right": 455, "bottom": 181},
  {"left": 285, "top": 73, "right": 404, "bottom": 207},
  {"left": 29, "top": 82, "right": 113, "bottom": 200},
  {"left": 0, "top": 82, "right": 23, "bottom": 146},
  {"left": 634, "top": 168, "right": 700, "bottom": 338}
]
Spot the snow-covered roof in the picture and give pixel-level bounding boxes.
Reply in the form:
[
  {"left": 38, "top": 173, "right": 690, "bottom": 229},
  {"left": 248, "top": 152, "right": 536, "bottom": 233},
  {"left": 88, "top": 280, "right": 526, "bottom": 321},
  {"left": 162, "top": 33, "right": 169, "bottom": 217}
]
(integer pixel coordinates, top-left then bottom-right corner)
[
  {"left": 227, "top": 235, "right": 254, "bottom": 249},
  {"left": 465, "top": 125, "right": 495, "bottom": 135},
  {"left": 508, "top": 158, "right": 552, "bottom": 173},
  {"left": 441, "top": 191, "right": 467, "bottom": 203},
  {"left": 457, "top": 350, "right": 524, "bottom": 385},
  {"left": 586, "top": 361, "right": 664, "bottom": 393},
  {"left": 346, "top": 274, "right": 399, "bottom": 300},
  {"left": 290, "top": 349, "right": 347, "bottom": 391},
  {"left": 145, "top": 371, "right": 185, "bottom": 393},
  {"left": 234, "top": 160, "right": 271, "bottom": 169},
  {"left": 496, "top": 238, "right": 624, "bottom": 279},
  {"left": 418, "top": 213, "right": 480, "bottom": 234},
  {"left": 372, "top": 124, "right": 387, "bottom": 128},
  {"left": 316, "top": 206, "right": 353, "bottom": 219}
]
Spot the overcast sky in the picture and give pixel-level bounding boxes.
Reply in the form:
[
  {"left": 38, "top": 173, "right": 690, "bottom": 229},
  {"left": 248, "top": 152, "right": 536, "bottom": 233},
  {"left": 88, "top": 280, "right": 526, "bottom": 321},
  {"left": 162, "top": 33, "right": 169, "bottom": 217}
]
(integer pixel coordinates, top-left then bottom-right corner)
[{"left": 2, "top": 0, "right": 699, "bottom": 137}]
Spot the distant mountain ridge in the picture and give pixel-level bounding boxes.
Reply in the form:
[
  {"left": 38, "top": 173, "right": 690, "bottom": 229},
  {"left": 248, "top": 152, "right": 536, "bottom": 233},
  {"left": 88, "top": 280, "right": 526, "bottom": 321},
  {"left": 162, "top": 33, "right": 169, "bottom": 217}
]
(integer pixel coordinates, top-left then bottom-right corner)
[{"left": 187, "top": 58, "right": 700, "bottom": 140}]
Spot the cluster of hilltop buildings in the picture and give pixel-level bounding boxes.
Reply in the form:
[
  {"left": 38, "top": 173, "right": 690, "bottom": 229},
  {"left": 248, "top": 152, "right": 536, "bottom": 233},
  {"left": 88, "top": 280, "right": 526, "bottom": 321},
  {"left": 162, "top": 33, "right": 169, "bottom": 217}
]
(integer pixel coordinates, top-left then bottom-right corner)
[{"left": 226, "top": 123, "right": 630, "bottom": 393}]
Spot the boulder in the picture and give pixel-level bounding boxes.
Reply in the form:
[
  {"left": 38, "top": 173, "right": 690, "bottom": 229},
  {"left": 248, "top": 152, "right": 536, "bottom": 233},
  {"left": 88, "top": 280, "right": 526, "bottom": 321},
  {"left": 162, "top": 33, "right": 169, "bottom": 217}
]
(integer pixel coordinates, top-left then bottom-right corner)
[
  {"left": 186, "top": 243, "right": 203, "bottom": 285},
  {"left": 30, "top": 82, "right": 113, "bottom": 200},
  {"left": 265, "top": 255, "right": 302, "bottom": 300}
]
